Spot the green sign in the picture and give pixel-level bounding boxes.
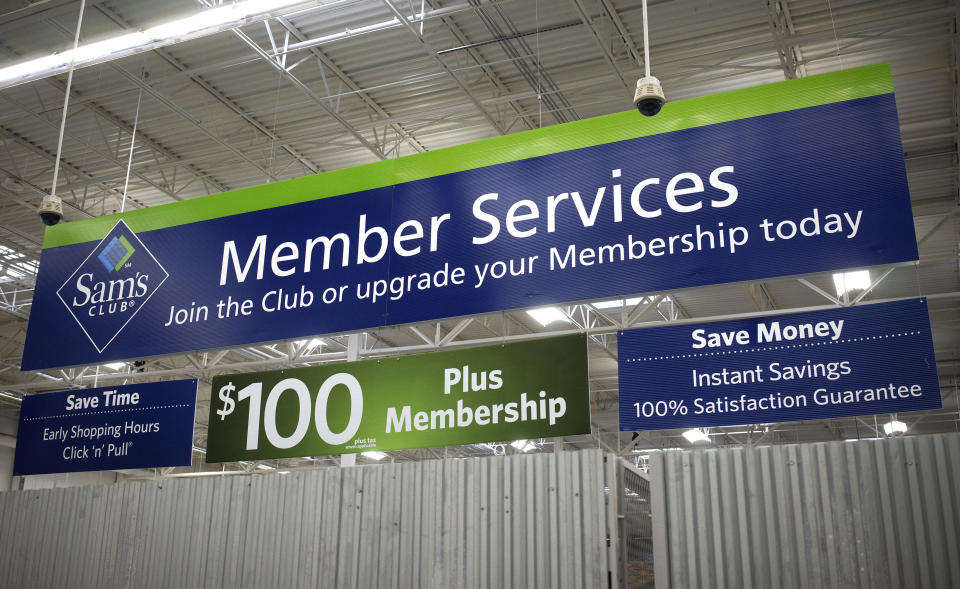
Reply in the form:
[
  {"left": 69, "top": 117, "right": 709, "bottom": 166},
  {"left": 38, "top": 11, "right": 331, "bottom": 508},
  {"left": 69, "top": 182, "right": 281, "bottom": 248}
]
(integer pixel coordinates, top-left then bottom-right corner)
[{"left": 206, "top": 335, "right": 589, "bottom": 462}]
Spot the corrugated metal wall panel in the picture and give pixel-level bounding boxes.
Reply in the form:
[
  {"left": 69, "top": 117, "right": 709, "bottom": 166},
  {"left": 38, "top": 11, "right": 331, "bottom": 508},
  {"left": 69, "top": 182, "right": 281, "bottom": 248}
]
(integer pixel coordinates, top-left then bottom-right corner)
[
  {"left": 0, "top": 449, "right": 616, "bottom": 588},
  {"left": 650, "top": 433, "right": 960, "bottom": 589}
]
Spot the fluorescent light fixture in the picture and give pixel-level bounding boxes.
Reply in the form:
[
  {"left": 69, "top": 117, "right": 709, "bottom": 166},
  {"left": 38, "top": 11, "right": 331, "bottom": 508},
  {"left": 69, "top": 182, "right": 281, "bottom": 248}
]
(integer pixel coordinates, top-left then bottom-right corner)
[
  {"left": 510, "top": 439, "right": 535, "bottom": 452},
  {"left": 0, "top": 54, "right": 66, "bottom": 86},
  {"left": 0, "top": 391, "right": 22, "bottom": 403},
  {"left": 361, "top": 451, "right": 387, "bottom": 460},
  {"left": 72, "top": 32, "right": 150, "bottom": 64},
  {"left": 832, "top": 270, "right": 871, "bottom": 297},
  {"left": 256, "top": 464, "right": 274, "bottom": 470},
  {"left": 0, "top": 0, "right": 307, "bottom": 88},
  {"left": 146, "top": 5, "right": 239, "bottom": 39},
  {"left": 104, "top": 362, "right": 126, "bottom": 370},
  {"left": 192, "top": 446, "right": 207, "bottom": 454},
  {"left": 682, "top": 428, "right": 711, "bottom": 443},
  {"left": 883, "top": 420, "right": 907, "bottom": 436},
  {"left": 592, "top": 297, "right": 644, "bottom": 309},
  {"left": 526, "top": 307, "right": 570, "bottom": 327}
]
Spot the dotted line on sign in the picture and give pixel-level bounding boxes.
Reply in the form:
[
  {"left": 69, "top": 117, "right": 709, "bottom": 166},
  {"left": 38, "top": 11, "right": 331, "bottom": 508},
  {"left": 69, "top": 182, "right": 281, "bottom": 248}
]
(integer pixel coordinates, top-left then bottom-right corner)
[
  {"left": 22, "top": 404, "right": 192, "bottom": 422},
  {"left": 625, "top": 332, "right": 922, "bottom": 362}
]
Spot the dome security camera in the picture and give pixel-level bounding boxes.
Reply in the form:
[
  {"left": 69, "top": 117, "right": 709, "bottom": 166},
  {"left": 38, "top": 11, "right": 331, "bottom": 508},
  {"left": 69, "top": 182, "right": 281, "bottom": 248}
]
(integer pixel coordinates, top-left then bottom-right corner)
[
  {"left": 633, "top": 75, "right": 666, "bottom": 116},
  {"left": 38, "top": 194, "right": 63, "bottom": 226}
]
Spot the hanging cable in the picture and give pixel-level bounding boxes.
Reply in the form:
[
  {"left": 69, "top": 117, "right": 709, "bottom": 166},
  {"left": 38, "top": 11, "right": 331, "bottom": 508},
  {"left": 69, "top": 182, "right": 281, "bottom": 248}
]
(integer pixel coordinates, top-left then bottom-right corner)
[
  {"left": 535, "top": 0, "right": 542, "bottom": 128},
  {"left": 642, "top": 0, "right": 650, "bottom": 78},
  {"left": 120, "top": 80, "right": 144, "bottom": 214},
  {"left": 825, "top": 0, "right": 844, "bottom": 69},
  {"left": 39, "top": 0, "right": 87, "bottom": 226},
  {"left": 51, "top": 0, "right": 86, "bottom": 201}
]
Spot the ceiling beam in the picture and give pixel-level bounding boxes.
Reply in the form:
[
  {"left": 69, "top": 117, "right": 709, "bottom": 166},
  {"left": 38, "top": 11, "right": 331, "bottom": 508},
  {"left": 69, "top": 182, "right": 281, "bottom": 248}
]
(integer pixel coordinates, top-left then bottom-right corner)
[
  {"left": 567, "top": 0, "right": 629, "bottom": 89},
  {"left": 94, "top": 3, "right": 324, "bottom": 177},
  {"left": 231, "top": 28, "right": 389, "bottom": 161},
  {"left": 426, "top": 0, "right": 538, "bottom": 131},
  {"left": 764, "top": 0, "right": 808, "bottom": 80},
  {"left": 274, "top": 15, "right": 428, "bottom": 154},
  {"left": 0, "top": 0, "right": 106, "bottom": 28},
  {"left": 381, "top": 0, "right": 508, "bottom": 135}
]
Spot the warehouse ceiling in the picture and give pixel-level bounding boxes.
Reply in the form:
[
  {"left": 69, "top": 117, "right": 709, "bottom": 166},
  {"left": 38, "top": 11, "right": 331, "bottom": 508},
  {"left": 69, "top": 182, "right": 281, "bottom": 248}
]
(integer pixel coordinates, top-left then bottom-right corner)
[{"left": 0, "top": 0, "right": 956, "bottom": 476}]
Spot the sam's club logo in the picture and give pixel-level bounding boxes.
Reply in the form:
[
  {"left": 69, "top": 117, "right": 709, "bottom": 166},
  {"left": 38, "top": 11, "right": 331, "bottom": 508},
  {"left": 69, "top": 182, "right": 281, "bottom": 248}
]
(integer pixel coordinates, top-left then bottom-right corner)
[
  {"left": 97, "top": 235, "right": 135, "bottom": 272},
  {"left": 57, "top": 220, "right": 169, "bottom": 353}
]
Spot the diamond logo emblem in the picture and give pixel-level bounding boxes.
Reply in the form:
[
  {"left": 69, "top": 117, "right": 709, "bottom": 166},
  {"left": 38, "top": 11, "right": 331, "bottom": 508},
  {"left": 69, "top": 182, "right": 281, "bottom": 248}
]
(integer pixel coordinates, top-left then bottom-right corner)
[
  {"left": 56, "top": 220, "right": 169, "bottom": 353},
  {"left": 97, "top": 235, "right": 135, "bottom": 272}
]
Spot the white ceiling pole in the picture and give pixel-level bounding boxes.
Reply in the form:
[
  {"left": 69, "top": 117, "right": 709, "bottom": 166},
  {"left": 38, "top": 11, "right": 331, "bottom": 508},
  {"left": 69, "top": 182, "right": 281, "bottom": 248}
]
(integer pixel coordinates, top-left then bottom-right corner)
[
  {"left": 642, "top": 0, "right": 650, "bottom": 78},
  {"left": 120, "top": 84, "right": 143, "bottom": 214},
  {"left": 50, "top": 0, "right": 87, "bottom": 201}
]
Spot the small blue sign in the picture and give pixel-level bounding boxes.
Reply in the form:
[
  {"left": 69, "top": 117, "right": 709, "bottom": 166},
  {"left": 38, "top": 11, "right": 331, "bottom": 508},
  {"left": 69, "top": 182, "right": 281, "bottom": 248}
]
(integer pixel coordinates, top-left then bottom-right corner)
[
  {"left": 618, "top": 298, "right": 941, "bottom": 431},
  {"left": 13, "top": 379, "right": 197, "bottom": 475}
]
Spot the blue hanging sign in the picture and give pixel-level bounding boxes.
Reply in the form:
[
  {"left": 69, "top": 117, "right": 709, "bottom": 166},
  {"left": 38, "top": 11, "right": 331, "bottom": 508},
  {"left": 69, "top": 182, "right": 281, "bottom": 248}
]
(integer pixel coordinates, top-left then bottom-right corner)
[
  {"left": 618, "top": 298, "right": 941, "bottom": 431},
  {"left": 13, "top": 379, "right": 197, "bottom": 475},
  {"left": 22, "top": 65, "right": 917, "bottom": 369}
]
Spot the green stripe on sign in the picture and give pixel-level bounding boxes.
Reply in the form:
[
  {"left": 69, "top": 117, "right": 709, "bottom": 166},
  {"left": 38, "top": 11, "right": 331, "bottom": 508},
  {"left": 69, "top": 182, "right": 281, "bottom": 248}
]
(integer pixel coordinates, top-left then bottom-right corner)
[
  {"left": 115, "top": 235, "right": 134, "bottom": 270},
  {"left": 42, "top": 64, "right": 894, "bottom": 249}
]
